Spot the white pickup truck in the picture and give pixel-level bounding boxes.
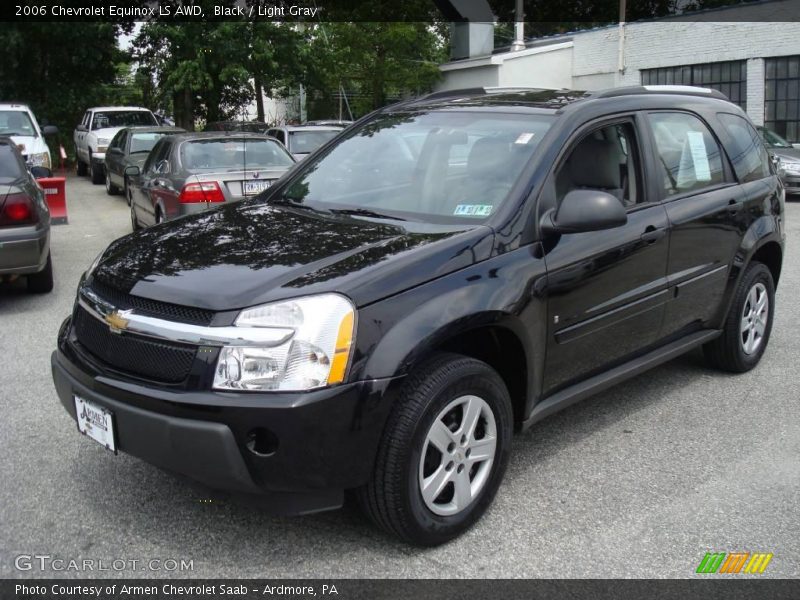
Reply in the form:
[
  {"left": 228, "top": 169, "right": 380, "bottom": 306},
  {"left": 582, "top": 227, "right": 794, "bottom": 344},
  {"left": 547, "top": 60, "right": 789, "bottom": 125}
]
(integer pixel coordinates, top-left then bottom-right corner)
[{"left": 74, "top": 106, "right": 158, "bottom": 184}]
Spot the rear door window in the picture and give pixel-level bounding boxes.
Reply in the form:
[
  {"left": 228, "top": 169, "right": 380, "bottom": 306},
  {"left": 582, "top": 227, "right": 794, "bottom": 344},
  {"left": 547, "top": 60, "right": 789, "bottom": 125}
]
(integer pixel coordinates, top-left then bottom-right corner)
[
  {"left": 647, "top": 112, "right": 727, "bottom": 197},
  {"left": 717, "top": 113, "right": 771, "bottom": 183}
]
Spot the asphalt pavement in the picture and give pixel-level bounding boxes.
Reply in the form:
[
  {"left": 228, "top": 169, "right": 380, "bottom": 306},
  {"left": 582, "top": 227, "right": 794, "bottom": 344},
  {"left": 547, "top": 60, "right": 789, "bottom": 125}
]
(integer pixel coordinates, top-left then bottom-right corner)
[{"left": 1, "top": 174, "right": 798, "bottom": 579}]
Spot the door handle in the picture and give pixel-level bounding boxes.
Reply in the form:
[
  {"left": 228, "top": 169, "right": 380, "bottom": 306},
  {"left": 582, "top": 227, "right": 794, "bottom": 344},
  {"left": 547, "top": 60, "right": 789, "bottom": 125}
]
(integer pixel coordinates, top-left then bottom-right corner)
[
  {"left": 728, "top": 199, "right": 743, "bottom": 214},
  {"left": 640, "top": 226, "right": 666, "bottom": 244}
]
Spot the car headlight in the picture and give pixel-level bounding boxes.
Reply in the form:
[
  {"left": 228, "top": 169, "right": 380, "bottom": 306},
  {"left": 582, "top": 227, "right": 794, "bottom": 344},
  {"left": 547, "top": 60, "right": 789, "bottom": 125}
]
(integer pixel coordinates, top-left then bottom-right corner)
[
  {"left": 97, "top": 138, "right": 110, "bottom": 145},
  {"left": 28, "top": 152, "right": 50, "bottom": 168},
  {"left": 213, "top": 293, "right": 355, "bottom": 392}
]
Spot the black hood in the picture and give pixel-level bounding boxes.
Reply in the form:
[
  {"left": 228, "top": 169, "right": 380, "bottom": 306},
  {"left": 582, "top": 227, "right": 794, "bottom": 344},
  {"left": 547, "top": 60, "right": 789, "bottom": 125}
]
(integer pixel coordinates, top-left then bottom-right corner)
[{"left": 91, "top": 202, "right": 494, "bottom": 311}]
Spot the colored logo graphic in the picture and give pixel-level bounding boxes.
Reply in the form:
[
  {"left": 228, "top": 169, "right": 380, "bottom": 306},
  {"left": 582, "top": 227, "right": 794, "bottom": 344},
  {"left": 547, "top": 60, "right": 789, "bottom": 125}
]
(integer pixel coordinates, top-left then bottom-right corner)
[{"left": 696, "top": 552, "right": 773, "bottom": 574}]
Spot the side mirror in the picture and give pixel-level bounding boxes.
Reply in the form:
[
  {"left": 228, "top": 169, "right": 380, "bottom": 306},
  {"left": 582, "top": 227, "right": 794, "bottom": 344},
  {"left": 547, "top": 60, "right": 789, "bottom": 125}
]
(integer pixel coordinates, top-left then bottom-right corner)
[
  {"left": 124, "top": 165, "right": 140, "bottom": 177},
  {"left": 42, "top": 125, "right": 59, "bottom": 137},
  {"left": 76, "top": 124, "right": 87, "bottom": 132},
  {"left": 542, "top": 189, "right": 627, "bottom": 235},
  {"left": 30, "top": 166, "right": 53, "bottom": 179}
]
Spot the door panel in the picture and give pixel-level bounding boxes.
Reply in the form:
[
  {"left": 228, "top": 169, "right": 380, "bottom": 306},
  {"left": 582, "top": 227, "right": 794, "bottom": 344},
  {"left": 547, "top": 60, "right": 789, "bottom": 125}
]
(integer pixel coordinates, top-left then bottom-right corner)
[{"left": 543, "top": 204, "right": 670, "bottom": 391}]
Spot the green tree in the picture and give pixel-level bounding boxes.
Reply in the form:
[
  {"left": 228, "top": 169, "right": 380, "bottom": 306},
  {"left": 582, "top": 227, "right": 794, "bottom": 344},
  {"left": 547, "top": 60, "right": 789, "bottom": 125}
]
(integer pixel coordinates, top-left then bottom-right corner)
[{"left": 0, "top": 22, "right": 123, "bottom": 157}]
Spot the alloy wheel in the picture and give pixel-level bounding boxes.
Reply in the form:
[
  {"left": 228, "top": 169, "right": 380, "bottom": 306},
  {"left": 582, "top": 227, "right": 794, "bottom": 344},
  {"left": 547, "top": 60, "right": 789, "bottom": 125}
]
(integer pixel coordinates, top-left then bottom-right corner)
[
  {"left": 418, "top": 394, "right": 497, "bottom": 517},
  {"left": 740, "top": 282, "right": 769, "bottom": 355}
]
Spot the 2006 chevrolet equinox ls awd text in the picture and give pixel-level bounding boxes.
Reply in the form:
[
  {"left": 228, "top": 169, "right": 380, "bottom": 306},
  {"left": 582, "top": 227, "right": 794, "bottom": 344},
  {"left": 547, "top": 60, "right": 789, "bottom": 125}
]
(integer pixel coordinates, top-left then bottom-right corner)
[{"left": 52, "top": 86, "right": 785, "bottom": 545}]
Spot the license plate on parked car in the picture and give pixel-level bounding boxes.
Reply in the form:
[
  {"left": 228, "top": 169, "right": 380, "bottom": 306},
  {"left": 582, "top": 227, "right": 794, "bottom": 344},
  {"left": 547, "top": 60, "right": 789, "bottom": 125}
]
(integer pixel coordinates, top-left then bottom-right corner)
[
  {"left": 74, "top": 396, "right": 116, "bottom": 453},
  {"left": 243, "top": 180, "right": 271, "bottom": 195}
]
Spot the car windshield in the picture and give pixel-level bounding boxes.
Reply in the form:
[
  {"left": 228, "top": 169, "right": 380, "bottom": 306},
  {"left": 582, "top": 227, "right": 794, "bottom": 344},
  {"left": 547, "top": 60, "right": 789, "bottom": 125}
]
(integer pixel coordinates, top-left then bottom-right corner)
[
  {"left": 288, "top": 130, "right": 340, "bottom": 154},
  {"left": 92, "top": 111, "right": 157, "bottom": 130},
  {"left": 0, "top": 144, "right": 23, "bottom": 180},
  {"left": 130, "top": 132, "right": 169, "bottom": 154},
  {"left": 760, "top": 127, "right": 792, "bottom": 148},
  {"left": 0, "top": 110, "right": 36, "bottom": 137},
  {"left": 277, "top": 111, "right": 554, "bottom": 223},
  {"left": 180, "top": 138, "right": 295, "bottom": 171}
]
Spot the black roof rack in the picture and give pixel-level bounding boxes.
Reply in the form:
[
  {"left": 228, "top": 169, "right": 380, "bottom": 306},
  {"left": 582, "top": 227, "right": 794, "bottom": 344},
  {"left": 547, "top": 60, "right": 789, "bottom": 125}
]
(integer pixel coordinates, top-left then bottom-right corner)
[{"left": 591, "top": 85, "right": 729, "bottom": 101}]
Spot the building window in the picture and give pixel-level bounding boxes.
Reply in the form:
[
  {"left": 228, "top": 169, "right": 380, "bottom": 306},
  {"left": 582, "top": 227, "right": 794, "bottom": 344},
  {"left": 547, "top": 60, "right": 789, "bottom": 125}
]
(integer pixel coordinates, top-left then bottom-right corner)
[
  {"left": 641, "top": 60, "right": 747, "bottom": 110},
  {"left": 765, "top": 56, "right": 800, "bottom": 142}
]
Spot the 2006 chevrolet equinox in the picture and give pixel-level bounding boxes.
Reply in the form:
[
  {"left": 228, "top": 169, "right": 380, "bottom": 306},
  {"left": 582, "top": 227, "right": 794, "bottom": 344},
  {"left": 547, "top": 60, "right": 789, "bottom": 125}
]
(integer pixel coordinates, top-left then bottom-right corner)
[{"left": 52, "top": 86, "right": 785, "bottom": 545}]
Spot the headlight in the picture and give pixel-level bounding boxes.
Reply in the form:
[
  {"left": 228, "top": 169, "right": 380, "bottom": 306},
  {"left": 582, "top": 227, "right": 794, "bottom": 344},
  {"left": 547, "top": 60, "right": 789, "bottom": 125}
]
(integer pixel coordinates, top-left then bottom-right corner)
[
  {"left": 97, "top": 137, "right": 110, "bottom": 145},
  {"left": 213, "top": 294, "right": 355, "bottom": 392},
  {"left": 28, "top": 152, "right": 50, "bottom": 168}
]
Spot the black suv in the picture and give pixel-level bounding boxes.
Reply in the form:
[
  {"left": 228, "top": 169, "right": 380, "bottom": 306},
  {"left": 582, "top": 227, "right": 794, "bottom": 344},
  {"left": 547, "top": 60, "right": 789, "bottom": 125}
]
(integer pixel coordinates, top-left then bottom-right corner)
[{"left": 52, "top": 86, "right": 784, "bottom": 546}]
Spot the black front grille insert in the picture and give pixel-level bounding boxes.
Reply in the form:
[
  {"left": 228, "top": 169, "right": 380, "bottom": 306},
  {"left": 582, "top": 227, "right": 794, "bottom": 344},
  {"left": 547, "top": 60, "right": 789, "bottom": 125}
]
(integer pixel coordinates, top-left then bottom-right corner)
[
  {"left": 89, "top": 279, "right": 215, "bottom": 326},
  {"left": 72, "top": 307, "right": 197, "bottom": 383}
]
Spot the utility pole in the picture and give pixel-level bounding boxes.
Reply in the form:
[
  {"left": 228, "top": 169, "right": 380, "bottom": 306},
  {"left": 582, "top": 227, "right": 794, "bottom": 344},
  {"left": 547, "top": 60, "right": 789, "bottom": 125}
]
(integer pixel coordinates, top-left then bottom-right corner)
[{"left": 511, "top": 0, "right": 525, "bottom": 51}]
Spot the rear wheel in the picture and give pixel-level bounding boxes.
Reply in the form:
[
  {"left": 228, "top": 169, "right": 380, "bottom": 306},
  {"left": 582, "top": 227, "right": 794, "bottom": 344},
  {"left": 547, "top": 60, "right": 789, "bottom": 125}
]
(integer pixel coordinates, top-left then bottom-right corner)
[
  {"left": 27, "top": 252, "right": 53, "bottom": 293},
  {"left": 704, "top": 262, "right": 775, "bottom": 372},
  {"left": 358, "top": 353, "right": 512, "bottom": 546},
  {"left": 89, "top": 155, "right": 103, "bottom": 185}
]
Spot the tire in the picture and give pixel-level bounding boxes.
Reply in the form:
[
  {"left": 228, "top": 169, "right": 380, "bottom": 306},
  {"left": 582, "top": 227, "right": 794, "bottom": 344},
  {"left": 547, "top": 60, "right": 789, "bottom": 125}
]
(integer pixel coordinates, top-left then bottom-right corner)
[
  {"left": 357, "top": 352, "right": 513, "bottom": 546},
  {"left": 155, "top": 207, "right": 164, "bottom": 225},
  {"left": 703, "top": 262, "right": 775, "bottom": 373},
  {"left": 27, "top": 252, "right": 54, "bottom": 293},
  {"left": 105, "top": 169, "right": 119, "bottom": 195},
  {"left": 76, "top": 147, "right": 87, "bottom": 176},
  {"left": 89, "top": 155, "right": 104, "bottom": 185},
  {"left": 130, "top": 203, "right": 141, "bottom": 231}
]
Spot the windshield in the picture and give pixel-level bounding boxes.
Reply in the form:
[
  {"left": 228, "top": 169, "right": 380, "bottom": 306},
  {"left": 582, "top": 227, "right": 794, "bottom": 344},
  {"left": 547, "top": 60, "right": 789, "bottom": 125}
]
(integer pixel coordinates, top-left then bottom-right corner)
[
  {"left": 130, "top": 132, "right": 169, "bottom": 154},
  {"left": 0, "top": 110, "right": 36, "bottom": 137},
  {"left": 760, "top": 127, "right": 792, "bottom": 148},
  {"left": 180, "top": 138, "right": 295, "bottom": 171},
  {"left": 92, "top": 111, "right": 157, "bottom": 130},
  {"left": 277, "top": 111, "right": 553, "bottom": 223},
  {"left": 288, "top": 130, "right": 340, "bottom": 154},
  {"left": 0, "top": 144, "right": 23, "bottom": 179}
]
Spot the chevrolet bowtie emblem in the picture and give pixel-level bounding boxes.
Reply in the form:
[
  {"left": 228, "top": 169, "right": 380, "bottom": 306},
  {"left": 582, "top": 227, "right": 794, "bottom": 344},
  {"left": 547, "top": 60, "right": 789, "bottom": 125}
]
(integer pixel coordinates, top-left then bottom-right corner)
[{"left": 104, "top": 310, "right": 130, "bottom": 334}]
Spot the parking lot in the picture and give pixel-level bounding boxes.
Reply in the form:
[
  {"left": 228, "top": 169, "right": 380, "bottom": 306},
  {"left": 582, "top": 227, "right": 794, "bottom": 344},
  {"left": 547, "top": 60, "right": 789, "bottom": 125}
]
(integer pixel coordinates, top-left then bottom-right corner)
[{"left": 1, "top": 174, "right": 798, "bottom": 579}]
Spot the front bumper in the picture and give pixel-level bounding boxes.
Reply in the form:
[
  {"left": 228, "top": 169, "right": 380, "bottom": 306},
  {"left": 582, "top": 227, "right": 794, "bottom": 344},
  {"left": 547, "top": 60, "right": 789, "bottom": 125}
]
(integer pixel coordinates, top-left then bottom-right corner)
[
  {"left": 90, "top": 151, "right": 106, "bottom": 163},
  {"left": 779, "top": 172, "right": 800, "bottom": 193},
  {"left": 52, "top": 339, "right": 402, "bottom": 515},
  {"left": 0, "top": 223, "right": 49, "bottom": 275}
]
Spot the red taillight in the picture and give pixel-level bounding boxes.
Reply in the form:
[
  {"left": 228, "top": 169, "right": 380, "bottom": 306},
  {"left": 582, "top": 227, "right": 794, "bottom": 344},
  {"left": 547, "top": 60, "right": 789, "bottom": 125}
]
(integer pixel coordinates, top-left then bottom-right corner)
[
  {"left": 0, "top": 193, "right": 37, "bottom": 226},
  {"left": 179, "top": 181, "right": 225, "bottom": 204}
]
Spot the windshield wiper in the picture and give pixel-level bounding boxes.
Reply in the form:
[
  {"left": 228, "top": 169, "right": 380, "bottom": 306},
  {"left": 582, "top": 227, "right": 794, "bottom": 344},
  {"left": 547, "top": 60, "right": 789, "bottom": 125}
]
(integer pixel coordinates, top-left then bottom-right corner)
[{"left": 330, "top": 208, "right": 406, "bottom": 221}]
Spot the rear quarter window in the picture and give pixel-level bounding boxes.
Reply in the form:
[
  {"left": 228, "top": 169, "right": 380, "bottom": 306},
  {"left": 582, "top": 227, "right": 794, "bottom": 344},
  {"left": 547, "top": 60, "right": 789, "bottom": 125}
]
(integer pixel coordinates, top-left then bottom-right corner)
[
  {"left": 717, "top": 113, "right": 771, "bottom": 183},
  {"left": 0, "top": 144, "right": 23, "bottom": 178}
]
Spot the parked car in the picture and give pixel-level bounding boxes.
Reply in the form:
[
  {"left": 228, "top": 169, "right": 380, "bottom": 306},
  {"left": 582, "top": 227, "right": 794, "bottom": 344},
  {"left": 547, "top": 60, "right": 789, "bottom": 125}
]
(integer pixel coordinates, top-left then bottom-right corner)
[
  {"left": 266, "top": 124, "right": 343, "bottom": 160},
  {"left": 126, "top": 132, "right": 294, "bottom": 229},
  {"left": 0, "top": 103, "right": 58, "bottom": 168},
  {"left": 0, "top": 137, "right": 54, "bottom": 293},
  {"left": 53, "top": 86, "right": 784, "bottom": 546},
  {"left": 204, "top": 120, "right": 269, "bottom": 134},
  {"left": 74, "top": 106, "right": 158, "bottom": 184},
  {"left": 306, "top": 119, "right": 354, "bottom": 128},
  {"left": 758, "top": 125, "right": 800, "bottom": 195},
  {"left": 104, "top": 126, "right": 185, "bottom": 201}
]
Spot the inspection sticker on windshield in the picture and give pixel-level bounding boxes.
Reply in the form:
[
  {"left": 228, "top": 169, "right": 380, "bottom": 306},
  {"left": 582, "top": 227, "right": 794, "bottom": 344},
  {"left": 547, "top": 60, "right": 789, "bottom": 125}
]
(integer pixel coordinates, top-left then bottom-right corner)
[
  {"left": 515, "top": 132, "right": 536, "bottom": 145},
  {"left": 454, "top": 204, "right": 493, "bottom": 217}
]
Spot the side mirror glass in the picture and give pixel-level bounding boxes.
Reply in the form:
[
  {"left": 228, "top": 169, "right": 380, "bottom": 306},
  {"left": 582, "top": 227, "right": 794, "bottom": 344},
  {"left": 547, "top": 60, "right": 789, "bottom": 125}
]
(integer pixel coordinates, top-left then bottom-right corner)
[
  {"left": 124, "top": 165, "right": 141, "bottom": 177},
  {"left": 30, "top": 166, "right": 53, "bottom": 179},
  {"left": 543, "top": 189, "right": 627, "bottom": 234},
  {"left": 76, "top": 124, "right": 87, "bottom": 132},
  {"left": 42, "top": 125, "right": 59, "bottom": 137}
]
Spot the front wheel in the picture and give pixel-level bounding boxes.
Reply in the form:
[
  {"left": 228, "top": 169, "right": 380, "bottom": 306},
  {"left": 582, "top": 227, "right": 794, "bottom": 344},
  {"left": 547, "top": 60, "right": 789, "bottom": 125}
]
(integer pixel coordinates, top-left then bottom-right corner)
[
  {"left": 358, "top": 353, "right": 512, "bottom": 546},
  {"left": 89, "top": 156, "right": 103, "bottom": 185},
  {"left": 105, "top": 170, "right": 119, "bottom": 195},
  {"left": 130, "top": 203, "right": 141, "bottom": 231},
  {"left": 704, "top": 262, "right": 775, "bottom": 372},
  {"left": 75, "top": 147, "right": 87, "bottom": 176}
]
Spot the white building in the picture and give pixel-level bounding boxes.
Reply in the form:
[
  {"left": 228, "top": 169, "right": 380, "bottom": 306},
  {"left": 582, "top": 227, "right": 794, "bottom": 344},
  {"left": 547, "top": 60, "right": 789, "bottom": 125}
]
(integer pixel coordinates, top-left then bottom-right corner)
[{"left": 437, "top": 0, "right": 800, "bottom": 140}]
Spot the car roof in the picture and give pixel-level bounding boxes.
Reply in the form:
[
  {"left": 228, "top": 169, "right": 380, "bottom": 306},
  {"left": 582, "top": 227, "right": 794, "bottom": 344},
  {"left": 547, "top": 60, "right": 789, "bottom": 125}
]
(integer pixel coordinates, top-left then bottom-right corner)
[
  {"left": 87, "top": 106, "right": 153, "bottom": 112},
  {"left": 0, "top": 103, "right": 33, "bottom": 111},
  {"left": 164, "top": 131, "right": 279, "bottom": 142},
  {"left": 277, "top": 125, "right": 344, "bottom": 132},
  {"left": 122, "top": 126, "right": 185, "bottom": 134},
  {"left": 387, "top": 85, "right": 735, "bottom": 115}
]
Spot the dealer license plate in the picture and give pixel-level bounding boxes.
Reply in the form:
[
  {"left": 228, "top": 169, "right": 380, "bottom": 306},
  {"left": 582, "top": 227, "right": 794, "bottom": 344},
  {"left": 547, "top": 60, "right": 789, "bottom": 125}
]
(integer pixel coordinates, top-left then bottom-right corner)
[
  {"left": 243, "top": 179, "right": 271, "bottom": 195},
  {"left": 74, "top": 396, "right": 116, "bottom": 453}
]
